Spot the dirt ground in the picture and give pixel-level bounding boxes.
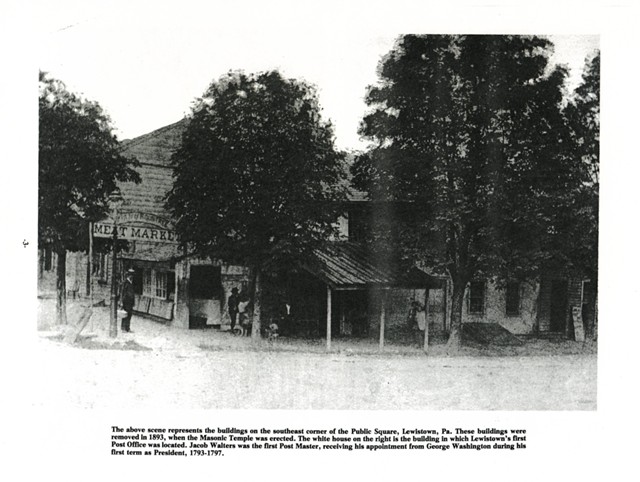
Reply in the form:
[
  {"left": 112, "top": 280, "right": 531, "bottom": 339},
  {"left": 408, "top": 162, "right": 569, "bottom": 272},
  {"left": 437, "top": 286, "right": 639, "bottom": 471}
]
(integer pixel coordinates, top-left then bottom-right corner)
[{"left": 34, "top": 301, "right": 597, "bottom": 410}]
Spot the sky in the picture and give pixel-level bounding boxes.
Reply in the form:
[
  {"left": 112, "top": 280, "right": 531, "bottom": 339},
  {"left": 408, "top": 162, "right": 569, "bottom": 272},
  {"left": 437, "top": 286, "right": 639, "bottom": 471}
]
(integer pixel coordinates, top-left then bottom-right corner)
[{"left": 34, "top": 1, "right": 599, "bottom": 151}]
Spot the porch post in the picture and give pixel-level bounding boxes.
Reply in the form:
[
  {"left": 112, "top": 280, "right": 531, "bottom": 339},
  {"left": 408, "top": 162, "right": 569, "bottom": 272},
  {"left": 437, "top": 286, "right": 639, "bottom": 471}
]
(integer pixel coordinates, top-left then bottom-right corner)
[
  {"left": 379, "top": 290, "right": 386, "bottom": 351},
  {"left": 326, "top": 285, "right": 332, "bottom": 351},
  {"left": 87, "top": 222, "right": 93, "bottom": 300},
  {"left": 443, "top": 279, "right": 448, "bottom": 332},
  {"left": 173, "top": 267, "right": 179, "bottom": 320},
  {"left": 423, "top": 288, "right": 430, "bottom": 353}
]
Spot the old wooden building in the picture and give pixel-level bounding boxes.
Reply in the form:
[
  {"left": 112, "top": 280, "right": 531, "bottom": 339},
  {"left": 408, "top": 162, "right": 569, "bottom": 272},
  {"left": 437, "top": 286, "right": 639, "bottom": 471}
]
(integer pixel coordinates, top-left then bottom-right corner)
[
  {"left": 38, "top": 120, "right": 596, "bottom": 341},
  {"left": 39, "top": 120, "right": 250, "bottom": 329}
]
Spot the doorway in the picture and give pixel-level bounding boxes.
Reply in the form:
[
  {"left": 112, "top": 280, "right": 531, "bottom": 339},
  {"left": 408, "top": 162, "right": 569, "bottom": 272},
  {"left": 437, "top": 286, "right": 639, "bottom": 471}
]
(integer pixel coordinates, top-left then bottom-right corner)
[
  {"left": 188, "top": 265, "right": 223, "bottom": 328},
  {"left": 549, "top": 279, "right": 568, "bottom": 332}
]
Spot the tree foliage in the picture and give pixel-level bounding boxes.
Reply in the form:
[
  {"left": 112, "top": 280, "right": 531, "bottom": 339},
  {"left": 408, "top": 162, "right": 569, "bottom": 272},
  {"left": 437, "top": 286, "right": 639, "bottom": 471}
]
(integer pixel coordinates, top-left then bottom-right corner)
[
  {"left": 561, "top": 52, "right": 599, "bottom": 279},
  {"left": 167, "top": 71, "right": 347, "bottom": 335},
  {"left": 39, "top": 72, "right": 140, "bottom": 323},
  {"left": 352, "top": 35, "right": 585, "bottom": 349},
  {"left": 39, "top": 72, "right": 140, "bottom": 251},
  {"left": 568, "top": 52, "right": 599, "bottom": 184}
]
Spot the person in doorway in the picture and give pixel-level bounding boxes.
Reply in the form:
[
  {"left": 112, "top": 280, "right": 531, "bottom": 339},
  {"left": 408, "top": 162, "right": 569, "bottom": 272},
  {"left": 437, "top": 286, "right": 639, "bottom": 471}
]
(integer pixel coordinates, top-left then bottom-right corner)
[
  {"left": 238, "top": 297, "right": 251, "bottom": 336},
  {"left": 408, "top": 300, "right": 426, "bottom": 348},
  {"left": 228, "top": 287, "right": 240, "bottom": 331},
  {"left": 120, "top": 269, "right": 136, "bottom": 333}
]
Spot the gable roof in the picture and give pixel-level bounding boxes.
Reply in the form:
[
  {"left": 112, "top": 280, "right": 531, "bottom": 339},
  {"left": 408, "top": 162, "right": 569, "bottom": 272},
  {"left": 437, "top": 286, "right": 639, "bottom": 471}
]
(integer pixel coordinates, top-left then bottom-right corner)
[{"left": 121, "top": 119, "right": 188, "bottom": 166}]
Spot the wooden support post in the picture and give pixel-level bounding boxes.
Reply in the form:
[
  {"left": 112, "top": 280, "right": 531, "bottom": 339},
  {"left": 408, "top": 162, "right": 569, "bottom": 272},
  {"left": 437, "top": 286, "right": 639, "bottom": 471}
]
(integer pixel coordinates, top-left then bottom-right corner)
[
  {"left": 326, "top": 285, "right": 332, "bottom": 351},
  {"left": 173, "top": 268, "right": 179, "bottom": 320},
  {"left": 88, "top": 222, "right": 94, "bottom": 332},
  {"left": 379, "top": 291, "right": 386, "bottom": 351},
  {"left": 87, "top": 222, "right": 93, "bottom": 300},
  {"left": 423, "top": 288, "right": 430, "bottom": 353},
  {"left": 594, "top": 292, "right": 598, "bottom": 341},
  {"left": 109, "top": 229, "right": 118, "bottom": 338},
  {"left": 443, "top": 280, "right": 448, "bottom": 332}
]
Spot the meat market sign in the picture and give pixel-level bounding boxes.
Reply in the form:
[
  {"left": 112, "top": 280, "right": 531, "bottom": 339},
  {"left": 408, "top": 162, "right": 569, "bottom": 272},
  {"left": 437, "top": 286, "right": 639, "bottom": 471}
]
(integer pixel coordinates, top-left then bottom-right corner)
[{"left": 93, "top": 212, "right": 177, "bottom": 243}]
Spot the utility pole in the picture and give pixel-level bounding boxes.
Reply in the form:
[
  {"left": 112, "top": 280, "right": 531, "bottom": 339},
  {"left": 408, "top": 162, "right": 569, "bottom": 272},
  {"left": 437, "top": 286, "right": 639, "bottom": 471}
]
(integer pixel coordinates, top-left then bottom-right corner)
[
  {"left": 109, "top": 220, "right": 118, "bottom": 337},
  {"left": 88, "top": 222, "right": 93, "bottom": 302},
  {"left": 109, "top": 190, "right": 123, "bottom": 338}
]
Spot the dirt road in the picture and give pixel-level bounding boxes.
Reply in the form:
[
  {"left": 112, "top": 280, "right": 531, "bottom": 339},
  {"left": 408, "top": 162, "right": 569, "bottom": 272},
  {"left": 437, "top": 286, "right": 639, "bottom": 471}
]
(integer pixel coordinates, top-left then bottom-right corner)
[{"left": 33, "top": 335, "right": 596, "bottom": 410}]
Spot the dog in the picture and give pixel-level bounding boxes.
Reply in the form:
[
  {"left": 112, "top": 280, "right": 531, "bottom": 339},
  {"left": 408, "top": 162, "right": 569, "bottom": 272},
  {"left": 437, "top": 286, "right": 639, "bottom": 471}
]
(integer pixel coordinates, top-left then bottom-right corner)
[
  {"left": 232, "top": 319, "right": 251, "bottom": 336},
  {"left": 266, "top": 322, "right": 279, "bottom": 341},
  {"left": 232, "top": 324, "right": 245, "bottom": 336}
]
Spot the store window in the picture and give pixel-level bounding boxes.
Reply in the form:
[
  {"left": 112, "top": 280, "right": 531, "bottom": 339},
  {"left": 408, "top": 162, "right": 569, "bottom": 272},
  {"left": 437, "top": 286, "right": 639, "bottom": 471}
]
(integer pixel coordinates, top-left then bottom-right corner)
[
  {"left": 92, "top": 252, "right": 107, "bottom": 281},
  {"left": 44, "top": 248, "right": 53, "bottom": 271},
  {"left": 469, "top": 280, "right": 486, "bottom": 315},
  {"left": 348, "top": 206, "right": 369, "bottom": 242},
  {"left": 155, "top": 271, "right": 167, "bottom": 299},
  {"left": 141, "top": 268, "right": 173, "bottom": 300},
  {"left": 143, "top": 269, "right": 153, "bottom": 296}
]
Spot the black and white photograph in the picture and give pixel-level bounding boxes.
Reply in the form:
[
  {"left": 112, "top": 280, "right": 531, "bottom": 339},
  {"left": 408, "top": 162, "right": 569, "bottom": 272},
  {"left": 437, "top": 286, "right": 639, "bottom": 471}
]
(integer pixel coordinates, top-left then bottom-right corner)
[{"left": 2, "top": 0, "right": 637, "bottom": 480}]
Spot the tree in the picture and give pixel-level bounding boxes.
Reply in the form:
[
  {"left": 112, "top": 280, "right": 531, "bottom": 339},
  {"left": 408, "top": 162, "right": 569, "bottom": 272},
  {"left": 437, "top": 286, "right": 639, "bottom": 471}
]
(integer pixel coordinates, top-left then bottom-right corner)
[
  {"left": 353, "top": 35, "right": 578, "bottom": 352},
  {"left": 563, "top": 52, "right": 600, "bottom": 337},
  {"left": 167, "top": 71, "right": 347, "bottom": 339},
  {"left": 39, "top": 72, "right": 140, "bottom": 324},
  {"left": 568, "top": 52, "right": 599, "bottom": 187},
  {"left": 564, "top": 52, "right": 599, "bottom": 277}
]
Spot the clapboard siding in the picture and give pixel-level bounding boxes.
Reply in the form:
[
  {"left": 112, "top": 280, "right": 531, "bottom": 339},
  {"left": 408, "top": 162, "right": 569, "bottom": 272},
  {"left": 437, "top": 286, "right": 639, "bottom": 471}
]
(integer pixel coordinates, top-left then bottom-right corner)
[
  {"left": 118, "top": 120, "right": 187, "bottom": 217},
  {"left": 122, "top": 120, "right": 187, "bottom": 165}
]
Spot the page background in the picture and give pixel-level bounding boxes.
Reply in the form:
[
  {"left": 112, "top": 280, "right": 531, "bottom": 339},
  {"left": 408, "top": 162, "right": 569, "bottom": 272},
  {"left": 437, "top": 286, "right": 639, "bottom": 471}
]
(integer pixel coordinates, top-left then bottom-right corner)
[{"left": 2, "top": 1, "right": 636, "bottom": 479}]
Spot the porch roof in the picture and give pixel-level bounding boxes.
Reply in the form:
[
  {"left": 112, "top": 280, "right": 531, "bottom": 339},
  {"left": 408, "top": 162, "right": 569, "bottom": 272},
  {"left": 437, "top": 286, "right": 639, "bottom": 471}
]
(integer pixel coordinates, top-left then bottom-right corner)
[
  {"left": 119, "top": 243, "right": 184, "bottom": 264},
  {"left": 305, "top": 242, "right": 443, "bottom": 291}
]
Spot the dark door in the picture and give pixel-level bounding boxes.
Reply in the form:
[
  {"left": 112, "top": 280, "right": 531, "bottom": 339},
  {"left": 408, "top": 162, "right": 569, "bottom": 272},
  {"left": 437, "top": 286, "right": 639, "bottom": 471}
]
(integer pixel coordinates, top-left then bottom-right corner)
[
  {"left": 549, "top": 279, "right": 568, "bottom": 332},
  {"left": 188, "top": 266, "right": 222, "bottom": 329},
  {"left": 189, "top": 266, "right": 221, "bottom": 299}
]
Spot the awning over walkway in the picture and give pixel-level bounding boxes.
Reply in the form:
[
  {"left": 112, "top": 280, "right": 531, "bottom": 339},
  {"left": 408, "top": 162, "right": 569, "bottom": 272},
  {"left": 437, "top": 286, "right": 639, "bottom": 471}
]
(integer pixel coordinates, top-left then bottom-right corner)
[
  {"left": 305, "top": 242, "right": 443, "bottom": 291},
  {"left": 304, "top": 242, "right": 444, "bottom": 351},
  {"left": 119, "top": 243, "right": 184, "bottom": 269}
]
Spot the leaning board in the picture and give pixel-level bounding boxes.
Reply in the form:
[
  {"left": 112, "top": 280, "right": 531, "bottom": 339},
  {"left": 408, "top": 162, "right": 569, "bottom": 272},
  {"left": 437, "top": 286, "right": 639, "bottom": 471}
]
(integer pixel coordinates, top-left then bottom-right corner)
[{"left": 571, "top": 306, "right": 585, "bottom": 342}]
